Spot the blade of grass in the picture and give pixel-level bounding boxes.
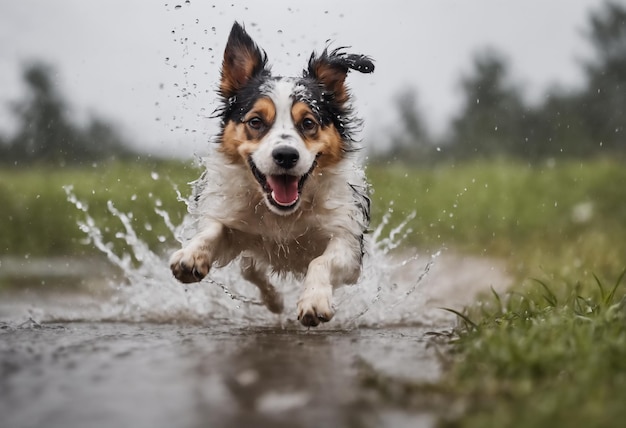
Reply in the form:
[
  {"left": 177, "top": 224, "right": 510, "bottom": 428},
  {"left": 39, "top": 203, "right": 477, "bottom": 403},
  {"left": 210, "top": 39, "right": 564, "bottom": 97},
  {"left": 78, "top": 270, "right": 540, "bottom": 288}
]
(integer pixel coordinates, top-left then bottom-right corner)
[
  {"left": 441, "top": 307, "right": 478, "bottom": 330},
  {"left": 592, "top": 273, "right": 606, "bottom": 302},
  {"left": 532, "top": 278, "right": 558, "bottom": 307},
  {"left": 605, "top": 268, "right": 626, "bottom": 305},
  {"left": 491, "top": 285, "right": 503, "bottom": 312}
]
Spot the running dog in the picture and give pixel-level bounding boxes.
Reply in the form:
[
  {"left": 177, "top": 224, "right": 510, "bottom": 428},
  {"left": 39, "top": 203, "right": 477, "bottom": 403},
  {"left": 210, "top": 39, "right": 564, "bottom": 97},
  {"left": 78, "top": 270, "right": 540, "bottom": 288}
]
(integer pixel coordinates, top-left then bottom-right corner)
[{"left": 170, "top": 22, "right": 374, "bottom": 327}]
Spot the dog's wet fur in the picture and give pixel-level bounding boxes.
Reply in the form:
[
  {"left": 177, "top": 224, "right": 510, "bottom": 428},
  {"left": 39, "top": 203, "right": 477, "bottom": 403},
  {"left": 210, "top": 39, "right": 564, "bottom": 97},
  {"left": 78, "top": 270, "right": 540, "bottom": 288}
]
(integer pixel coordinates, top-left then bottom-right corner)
[{"left": 170, "top": 22, "right": 374, "bottom": 327}]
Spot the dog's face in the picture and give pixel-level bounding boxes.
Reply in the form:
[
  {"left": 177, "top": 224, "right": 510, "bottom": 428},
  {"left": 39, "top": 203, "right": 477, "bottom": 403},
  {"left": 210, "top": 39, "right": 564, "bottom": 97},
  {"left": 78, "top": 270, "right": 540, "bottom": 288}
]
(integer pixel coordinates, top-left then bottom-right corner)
[{"left": 216, "top": 23, "right": 374, "bottom": 215}]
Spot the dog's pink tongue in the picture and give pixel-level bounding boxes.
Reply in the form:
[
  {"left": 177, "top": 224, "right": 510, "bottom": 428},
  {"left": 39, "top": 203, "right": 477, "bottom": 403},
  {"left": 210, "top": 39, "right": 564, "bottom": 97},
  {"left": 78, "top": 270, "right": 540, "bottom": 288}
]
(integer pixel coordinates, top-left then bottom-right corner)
[{"left": 267, "top": 175, "right": 299, "bottom": 205}]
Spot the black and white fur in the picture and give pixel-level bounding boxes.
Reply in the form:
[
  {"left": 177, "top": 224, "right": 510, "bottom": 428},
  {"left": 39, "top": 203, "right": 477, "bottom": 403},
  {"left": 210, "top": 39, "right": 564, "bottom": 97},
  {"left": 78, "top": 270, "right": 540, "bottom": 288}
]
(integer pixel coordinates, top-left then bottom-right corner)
[{"left": 170, "top": 22, "right": 374, "bottom": 327}]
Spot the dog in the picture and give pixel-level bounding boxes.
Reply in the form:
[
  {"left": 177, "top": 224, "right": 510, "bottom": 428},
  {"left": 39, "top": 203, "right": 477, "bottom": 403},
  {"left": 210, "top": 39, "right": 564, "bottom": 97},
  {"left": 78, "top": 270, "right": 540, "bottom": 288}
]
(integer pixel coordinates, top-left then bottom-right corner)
[{"left": 170, "top": 22, "right": 374, "bottom": 327}]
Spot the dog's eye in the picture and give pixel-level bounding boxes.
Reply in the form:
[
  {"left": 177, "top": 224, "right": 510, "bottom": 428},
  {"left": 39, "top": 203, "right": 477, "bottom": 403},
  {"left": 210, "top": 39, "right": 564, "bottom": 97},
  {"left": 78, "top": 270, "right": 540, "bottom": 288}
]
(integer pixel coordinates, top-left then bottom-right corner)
[
  {"left": 300, "top": 118, "right": 318, "bottom": 133},
  {"left": 247, "top": 117, "right": 265, "bottom": 131}
]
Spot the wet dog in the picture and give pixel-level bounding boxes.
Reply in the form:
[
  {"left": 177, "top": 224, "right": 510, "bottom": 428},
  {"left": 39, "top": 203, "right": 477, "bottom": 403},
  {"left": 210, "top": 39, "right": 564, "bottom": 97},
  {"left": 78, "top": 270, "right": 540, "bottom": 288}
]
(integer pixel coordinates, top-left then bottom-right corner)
[{"left": 170, "top": 22, "right": 374, "bottom": 327}]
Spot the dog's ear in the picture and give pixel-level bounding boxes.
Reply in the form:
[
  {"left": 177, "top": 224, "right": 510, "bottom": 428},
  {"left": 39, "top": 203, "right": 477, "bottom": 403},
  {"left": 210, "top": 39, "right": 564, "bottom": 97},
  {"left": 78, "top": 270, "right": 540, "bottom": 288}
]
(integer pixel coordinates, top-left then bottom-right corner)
[
  {"left": 307, "top": 48, "right": 374, "bottom": 104},
  {"left": 220, "top": 22, "right": 268, "bottom": 99}
]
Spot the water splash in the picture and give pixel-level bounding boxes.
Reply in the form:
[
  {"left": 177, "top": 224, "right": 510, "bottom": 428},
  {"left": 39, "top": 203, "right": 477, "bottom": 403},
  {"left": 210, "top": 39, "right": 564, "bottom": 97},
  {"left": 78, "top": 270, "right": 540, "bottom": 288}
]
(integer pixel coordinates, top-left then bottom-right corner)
[{"left": 59, "top": 181, "right": 443, "bottom": 328}]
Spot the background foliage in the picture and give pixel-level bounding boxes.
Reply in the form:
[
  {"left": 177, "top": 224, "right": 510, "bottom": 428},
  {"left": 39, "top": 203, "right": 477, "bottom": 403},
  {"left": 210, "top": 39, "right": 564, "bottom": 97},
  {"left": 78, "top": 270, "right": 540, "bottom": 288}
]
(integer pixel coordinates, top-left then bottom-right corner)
[{"left": 383, "top": 1, "right": 626, "bottom": 164}]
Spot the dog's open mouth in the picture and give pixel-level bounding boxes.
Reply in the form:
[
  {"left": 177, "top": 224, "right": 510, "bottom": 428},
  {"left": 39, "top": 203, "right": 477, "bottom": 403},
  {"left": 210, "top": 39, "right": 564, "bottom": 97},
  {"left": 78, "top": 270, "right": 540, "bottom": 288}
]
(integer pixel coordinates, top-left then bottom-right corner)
[{"left": 249, "top": 158, "right": 310, "bottom": 210}]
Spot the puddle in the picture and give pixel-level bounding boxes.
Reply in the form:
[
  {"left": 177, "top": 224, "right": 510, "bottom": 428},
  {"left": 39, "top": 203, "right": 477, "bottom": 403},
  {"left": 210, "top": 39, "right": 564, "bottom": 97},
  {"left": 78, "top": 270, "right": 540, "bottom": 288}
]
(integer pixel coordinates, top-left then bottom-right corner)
[{"left": 0, "top": 322, "right": 445, "bottom": 428}]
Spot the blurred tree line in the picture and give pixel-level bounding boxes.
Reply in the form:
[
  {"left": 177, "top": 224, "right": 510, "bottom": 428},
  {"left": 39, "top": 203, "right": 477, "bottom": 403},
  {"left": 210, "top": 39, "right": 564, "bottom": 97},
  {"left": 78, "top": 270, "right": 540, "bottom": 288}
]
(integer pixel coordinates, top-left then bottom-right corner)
[
  {"left": 1, "top": 2, "right": 623, "bottom": 167},
  {"left": 0, "top": 62, "right": 134, "bottom": 166},
  {"left": 383, "top": 1, "right": 626, "bottom": 164}
]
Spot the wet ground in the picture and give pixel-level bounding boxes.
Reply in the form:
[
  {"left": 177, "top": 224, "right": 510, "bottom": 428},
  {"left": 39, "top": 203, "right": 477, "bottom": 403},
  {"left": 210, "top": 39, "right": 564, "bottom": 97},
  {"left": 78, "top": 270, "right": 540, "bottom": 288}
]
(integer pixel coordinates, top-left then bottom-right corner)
[
  {"left": 0, "top": 253, "right": 509, "bottom": 428},
  {"left": 0, "top": 321, "right": 441, "bottom": 428}
]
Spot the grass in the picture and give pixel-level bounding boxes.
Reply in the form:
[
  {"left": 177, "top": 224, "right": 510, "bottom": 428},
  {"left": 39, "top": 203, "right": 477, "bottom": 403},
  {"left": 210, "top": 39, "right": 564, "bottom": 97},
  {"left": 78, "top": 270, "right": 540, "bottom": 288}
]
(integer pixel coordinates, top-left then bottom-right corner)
[
  {"left": 435, "top": 272, "right": 626, "bottom": 428},
  {"left": 366, "top": 158, "right": 626, "bottom": 427},
  {"left": 367, "top": 158, "right": 626, "bottom": 280},
  {"left": 2, "top": 157, "right": 626, "bottom": 427},
  {"left": 0, "top": 159, "right": 200, "bottom": 257}
]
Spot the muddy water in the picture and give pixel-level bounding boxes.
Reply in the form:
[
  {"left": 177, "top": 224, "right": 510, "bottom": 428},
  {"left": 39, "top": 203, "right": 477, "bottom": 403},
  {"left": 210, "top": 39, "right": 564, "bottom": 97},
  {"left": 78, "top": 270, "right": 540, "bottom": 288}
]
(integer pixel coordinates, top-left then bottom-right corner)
[{"left": 0, "top": 252, "right": 508, "bottom": 428}]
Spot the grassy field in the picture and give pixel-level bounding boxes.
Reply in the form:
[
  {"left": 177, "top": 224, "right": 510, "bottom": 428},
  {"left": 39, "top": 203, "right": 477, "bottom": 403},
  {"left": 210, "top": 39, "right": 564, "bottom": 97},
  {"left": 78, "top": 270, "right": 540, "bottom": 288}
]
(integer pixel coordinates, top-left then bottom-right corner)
[
  {"left": 367, "top": 159, "right": 626, "bottom": 427},
  {"left": 0, "top": 160, "right": 200, "bottom": 258},
  {"left": 2, "top": 158, "right": 626, "bottom": 427},
  {"left": 367, "top": 159, "right": 626, "bottom": 280}
]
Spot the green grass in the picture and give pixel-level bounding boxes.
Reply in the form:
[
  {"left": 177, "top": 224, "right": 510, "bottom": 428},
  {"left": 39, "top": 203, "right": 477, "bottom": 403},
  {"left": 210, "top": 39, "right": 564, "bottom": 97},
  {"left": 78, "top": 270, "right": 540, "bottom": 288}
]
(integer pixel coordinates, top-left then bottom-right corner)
[
  {"left": 367, "top": 158, "right": 626, "bottom": 280},
  {"left": 435, "top": 272, "right": 626, "bottom": 428},
  {"left": 366, "top": 158, "right": 626, "bottom": 427},
  {"left": 0, "top": 159, "right": 200, "bottom": 257}
]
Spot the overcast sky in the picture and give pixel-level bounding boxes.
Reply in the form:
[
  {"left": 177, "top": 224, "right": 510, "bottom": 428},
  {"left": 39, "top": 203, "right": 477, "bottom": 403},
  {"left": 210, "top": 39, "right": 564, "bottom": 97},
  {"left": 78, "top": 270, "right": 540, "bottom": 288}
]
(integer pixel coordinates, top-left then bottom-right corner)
[{"left": 0, "top": 0, "right": 619, "bottom": 157}]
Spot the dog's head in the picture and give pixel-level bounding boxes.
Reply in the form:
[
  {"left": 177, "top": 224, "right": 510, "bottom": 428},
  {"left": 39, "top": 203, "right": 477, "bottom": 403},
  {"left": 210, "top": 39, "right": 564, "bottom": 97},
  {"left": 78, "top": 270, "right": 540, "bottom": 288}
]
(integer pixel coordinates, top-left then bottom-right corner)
[{"left": 216, "top": 22, "right": 374, "bottom": 215}]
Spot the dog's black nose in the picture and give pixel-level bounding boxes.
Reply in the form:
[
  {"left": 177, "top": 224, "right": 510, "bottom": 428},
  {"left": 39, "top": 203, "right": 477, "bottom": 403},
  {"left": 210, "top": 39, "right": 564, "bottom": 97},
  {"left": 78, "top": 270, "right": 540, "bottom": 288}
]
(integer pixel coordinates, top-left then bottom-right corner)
[{"left": 272, "top": 146, "right": 299, "bottom": 169}]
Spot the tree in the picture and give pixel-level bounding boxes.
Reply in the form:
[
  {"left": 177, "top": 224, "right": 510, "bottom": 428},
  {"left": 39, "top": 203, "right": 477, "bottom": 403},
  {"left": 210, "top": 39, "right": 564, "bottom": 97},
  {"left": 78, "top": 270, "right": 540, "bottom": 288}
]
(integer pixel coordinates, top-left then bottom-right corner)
[
  {"left": 579, "top": 1, "right": 626, "bottom": 153},
  {"left": 385, "top": 88, "right": 434, "bottom": 163},
  {"left": 447, "top": 49, "right": 528, "bottom": 159},
  {"left": 8, "top": 63, "right": 77, "bottom": 163},
  {"left": 383, "top": 2, "right": 626, "bottom": 164},
  {"left": 2, "top": 62, "right": 132, "bottom": 166}
]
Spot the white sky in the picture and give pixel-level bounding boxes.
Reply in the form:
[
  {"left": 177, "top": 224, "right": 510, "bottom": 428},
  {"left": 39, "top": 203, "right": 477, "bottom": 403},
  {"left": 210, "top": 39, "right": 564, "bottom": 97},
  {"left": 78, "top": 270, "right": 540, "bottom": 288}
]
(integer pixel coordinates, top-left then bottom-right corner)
[{"left": 0, "top": 0, "right": 617, "bottom": 157}]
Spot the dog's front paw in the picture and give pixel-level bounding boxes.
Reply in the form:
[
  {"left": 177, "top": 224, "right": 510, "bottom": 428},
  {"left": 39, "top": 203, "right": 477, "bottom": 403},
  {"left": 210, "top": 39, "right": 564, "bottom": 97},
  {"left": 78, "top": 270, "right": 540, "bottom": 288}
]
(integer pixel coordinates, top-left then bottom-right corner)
[
  {"left": 297, "top": 286, "right": 334, "bottom": 327},
  {"left": 169, "top": 247, "right": 210, "bottom": 283}
]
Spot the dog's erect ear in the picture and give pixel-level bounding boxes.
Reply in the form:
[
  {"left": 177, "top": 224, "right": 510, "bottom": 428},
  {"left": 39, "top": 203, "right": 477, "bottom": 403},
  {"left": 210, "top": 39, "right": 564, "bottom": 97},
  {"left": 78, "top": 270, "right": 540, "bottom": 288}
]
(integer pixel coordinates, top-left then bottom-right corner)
[
  {"left": 307, "top": 48, "right": 374, "bottom": 104},
  {"left": 220, "top": 22, "right": 268, "bottom": 99}
]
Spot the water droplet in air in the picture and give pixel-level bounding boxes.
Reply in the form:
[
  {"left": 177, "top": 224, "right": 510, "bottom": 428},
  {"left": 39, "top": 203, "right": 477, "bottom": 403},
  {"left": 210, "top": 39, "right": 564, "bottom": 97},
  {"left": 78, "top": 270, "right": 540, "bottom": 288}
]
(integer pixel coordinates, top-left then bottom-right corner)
[{"left": 151, "top": 172, "right": 159, "bottom": 180}]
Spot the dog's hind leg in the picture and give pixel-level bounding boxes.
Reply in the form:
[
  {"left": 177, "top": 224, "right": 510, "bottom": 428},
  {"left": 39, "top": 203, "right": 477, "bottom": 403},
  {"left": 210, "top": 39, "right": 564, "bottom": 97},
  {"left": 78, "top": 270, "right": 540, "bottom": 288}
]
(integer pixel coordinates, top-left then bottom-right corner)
[{"left": 240, "top": 255, "right": 284, "bottom": 314}]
